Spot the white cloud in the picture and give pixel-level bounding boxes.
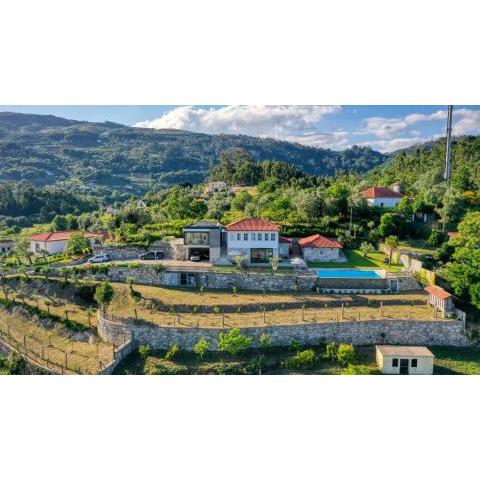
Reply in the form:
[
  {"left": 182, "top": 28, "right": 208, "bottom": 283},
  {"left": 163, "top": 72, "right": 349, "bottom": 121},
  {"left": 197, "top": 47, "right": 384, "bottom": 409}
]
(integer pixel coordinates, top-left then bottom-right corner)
[
  {"left": 453, "top": 108, "right": 480, "bottom": 135},
  {"left": 357, "top": 110, "right": 447, "bottom": 138},
  {"left": 358, "top": 136, "right": 428, "bottom": 153},
  {"left": 135, "top": 105, "right": 340, "bottom": 138},
  {"left": 284, "top": 131, "right": 350, "bottom": 150}
]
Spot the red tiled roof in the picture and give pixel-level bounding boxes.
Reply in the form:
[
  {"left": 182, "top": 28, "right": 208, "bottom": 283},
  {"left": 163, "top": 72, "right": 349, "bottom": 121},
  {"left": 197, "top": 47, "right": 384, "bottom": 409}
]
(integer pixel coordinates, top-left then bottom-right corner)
[
  {"left": 299, "top": 234, "right": 343, "bottom": 249},
  {"left": 225, "top": 219, "right": 280, "bottom": 231},
  {"left": 28, "top": 230, "right": 104, "bottom": 242},
  {"left": 279, "top": 236, "right": 292, "bottom": 244},
  {"left": 447, "top": 231, "right": 458, "bottom": 239},
  {"left": 425, "top": 285, "right": 452, "bottom": 300},
  {"left": 361, "top": 187, "right": 403, "bottom": 199}
]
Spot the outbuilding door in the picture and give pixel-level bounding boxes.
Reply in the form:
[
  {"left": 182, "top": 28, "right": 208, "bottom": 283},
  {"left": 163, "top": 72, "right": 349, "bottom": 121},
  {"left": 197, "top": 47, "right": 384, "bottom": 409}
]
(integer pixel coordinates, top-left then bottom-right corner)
[{"left": 399, "top": 359, "right": 409, "bottom": 374}]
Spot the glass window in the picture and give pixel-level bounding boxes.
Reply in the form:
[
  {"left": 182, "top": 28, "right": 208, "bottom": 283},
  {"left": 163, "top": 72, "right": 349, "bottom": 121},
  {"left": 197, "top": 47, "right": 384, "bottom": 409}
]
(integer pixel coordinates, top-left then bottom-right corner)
[
  {"left": 184, "top": 231, "right": 209, "bottom": 245},
  {"left": 392, "top": 358, "right": 398, "bottom": 367},
  {"left": 264, "top": 233, "right": 268, "bottom": 241},
  {"left": 252, "top": 233, "right": 256, "bottom": 241},
  {"left": 411, "top": 359, "right": 418, "bottom": 368},
  {"left": 271, "top": 233, "right": 275, "bottom": 241},
  {"left": 244, "top": 233, "right": 248, "bottom": 241},
  {"left": 237, "top": 233, "right": 241, "bottom": 241}
]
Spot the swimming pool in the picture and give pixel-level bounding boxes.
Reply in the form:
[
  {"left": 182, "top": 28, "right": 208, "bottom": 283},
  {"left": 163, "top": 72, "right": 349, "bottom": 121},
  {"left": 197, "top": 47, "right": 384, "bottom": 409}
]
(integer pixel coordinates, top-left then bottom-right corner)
[{"left": 316, "top": 269, "right": 383, "bottom": 279}]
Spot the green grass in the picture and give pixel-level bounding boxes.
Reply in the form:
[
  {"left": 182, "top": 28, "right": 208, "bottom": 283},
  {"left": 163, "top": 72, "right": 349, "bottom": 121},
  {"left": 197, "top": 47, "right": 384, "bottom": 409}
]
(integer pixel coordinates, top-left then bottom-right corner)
[
  {"left": 307, "top": 249, "right": 402, "bottom": 272},
  {"left": 115, "top": 345, "right": 480, "bottom": 375},
  {"left": 398, "top": 239, "right": 436, "bottom": 256},
  {"left": 114, "top": 345, "right": 380, "bottom": 375},
  {"left": 432, "top": 347, "right": 480, "bottom": 375}
]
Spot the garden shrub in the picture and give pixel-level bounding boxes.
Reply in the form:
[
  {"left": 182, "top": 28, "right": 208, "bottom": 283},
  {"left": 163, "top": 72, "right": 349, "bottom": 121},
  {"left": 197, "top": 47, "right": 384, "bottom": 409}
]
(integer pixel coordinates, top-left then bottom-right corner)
[
  {"left": 138, "top": 344, "right": 150, "bottom": 359},
  {"left": 282, "top": 349, "right": 317, "bottom": 369},
  {"left": 337, "top": 344, "right": 356, "bottom": 366},
  {"left": 341, "top": 364, "right": 380, "bottom": 375},
  {"left": 165, "top": 343, "right": 180, "bottom": 360}
]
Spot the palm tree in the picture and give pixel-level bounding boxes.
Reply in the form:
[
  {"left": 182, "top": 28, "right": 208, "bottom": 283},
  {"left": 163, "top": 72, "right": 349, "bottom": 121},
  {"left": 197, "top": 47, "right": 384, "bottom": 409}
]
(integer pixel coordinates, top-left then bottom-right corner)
[{"left": 384, "top": 235, "right": 399, "bottom": 266}]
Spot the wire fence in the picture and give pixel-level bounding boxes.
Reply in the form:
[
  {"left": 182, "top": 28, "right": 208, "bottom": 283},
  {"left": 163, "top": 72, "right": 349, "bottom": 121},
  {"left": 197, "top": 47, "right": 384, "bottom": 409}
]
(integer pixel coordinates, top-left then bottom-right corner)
[
  {"left": 107, "top": 301, "right": 444, "bottom": 329},
  {"left": 0, "top": 320, "right": 115, "bottom": 374}
]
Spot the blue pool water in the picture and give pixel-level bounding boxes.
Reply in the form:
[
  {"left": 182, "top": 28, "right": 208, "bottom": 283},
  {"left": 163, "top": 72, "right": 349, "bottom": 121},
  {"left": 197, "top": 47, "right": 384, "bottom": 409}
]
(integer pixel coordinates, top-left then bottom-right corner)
[{"left": 316, "top": 269, "right": 383, "bottom": 279}]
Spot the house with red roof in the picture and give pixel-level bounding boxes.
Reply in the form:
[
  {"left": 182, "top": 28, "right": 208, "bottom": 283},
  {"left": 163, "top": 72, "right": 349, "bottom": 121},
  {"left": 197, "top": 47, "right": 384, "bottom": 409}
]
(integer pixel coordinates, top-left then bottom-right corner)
[
  {"left": 28, "top": 230, "right": 104, "bottom": 255},
  {"left": 361, "top": 185, "right": 403, "bottom": 208},
  {"left": 225, "top": 218, "right": 281, "bottom": 264},
  {"left": 425, "top": 285, "right": 454, "bottom": 314},
  {"left": 299, "top": 234, "right": 343, "bottom": 262}
]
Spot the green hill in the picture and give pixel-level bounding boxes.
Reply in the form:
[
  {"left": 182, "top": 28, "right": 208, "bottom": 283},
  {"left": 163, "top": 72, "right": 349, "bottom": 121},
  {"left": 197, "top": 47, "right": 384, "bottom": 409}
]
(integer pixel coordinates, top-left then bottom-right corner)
[{"left": 0, "top": 112, "right": 387, "bottom": 197}]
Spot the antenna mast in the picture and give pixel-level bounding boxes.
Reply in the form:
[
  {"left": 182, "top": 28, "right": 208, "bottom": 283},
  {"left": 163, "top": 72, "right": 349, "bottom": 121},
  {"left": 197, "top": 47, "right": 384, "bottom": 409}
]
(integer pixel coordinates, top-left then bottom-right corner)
[{"left": 442, "top": 105, "right": 453, "bottom": 232}]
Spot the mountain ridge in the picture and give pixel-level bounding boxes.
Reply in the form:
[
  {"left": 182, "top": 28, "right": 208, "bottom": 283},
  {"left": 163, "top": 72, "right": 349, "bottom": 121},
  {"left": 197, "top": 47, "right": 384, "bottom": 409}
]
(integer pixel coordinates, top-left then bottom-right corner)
[{"left": 0, "top": 111, "right": 388, "bottom": 198}]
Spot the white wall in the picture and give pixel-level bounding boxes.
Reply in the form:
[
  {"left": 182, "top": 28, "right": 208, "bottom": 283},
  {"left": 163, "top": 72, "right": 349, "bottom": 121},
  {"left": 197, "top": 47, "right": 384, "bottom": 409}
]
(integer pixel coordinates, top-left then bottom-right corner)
[
  {"left": 30, "top": 237, "right": 101, "bottom": 255},
  {"left": 378, "top": 354, "right": 434, "bottom": 375},
  {"left": 367, "top": 197, "right": 401, "bottom": 208},
  {"left": 227, "top": 231, "right": 279, "bottom": 252}
]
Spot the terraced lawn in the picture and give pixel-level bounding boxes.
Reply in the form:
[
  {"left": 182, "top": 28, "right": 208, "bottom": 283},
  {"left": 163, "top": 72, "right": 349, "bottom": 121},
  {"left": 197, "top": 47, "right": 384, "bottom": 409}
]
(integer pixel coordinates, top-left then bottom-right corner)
[{"left": 307, "top": 249, "right": 403, "bottom": 272}]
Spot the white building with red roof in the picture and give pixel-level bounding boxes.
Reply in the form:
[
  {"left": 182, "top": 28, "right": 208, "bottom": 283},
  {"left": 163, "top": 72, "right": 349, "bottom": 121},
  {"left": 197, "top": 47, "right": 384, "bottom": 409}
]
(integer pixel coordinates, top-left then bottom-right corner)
[
  {"left": 361, "top": 186, "right": 403, "bottom": 208},
  {"left": 298, "top": 234, "right": 343, "bottom": 262},
  {"left": 28, "top": 230, "right": 104, "bottom": 255},
  {"left": 425, "top": 285, "right": 454, "bottom": 314},
  {"left": 225, "top": 219, "right": 280, "bottom": 264}
]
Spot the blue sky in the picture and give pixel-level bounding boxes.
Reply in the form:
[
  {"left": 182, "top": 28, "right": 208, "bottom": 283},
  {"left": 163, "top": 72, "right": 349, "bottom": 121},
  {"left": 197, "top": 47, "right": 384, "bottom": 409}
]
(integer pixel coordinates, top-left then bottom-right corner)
[{"left": 1, "top": 105, "right": 479, "bottom": 152}]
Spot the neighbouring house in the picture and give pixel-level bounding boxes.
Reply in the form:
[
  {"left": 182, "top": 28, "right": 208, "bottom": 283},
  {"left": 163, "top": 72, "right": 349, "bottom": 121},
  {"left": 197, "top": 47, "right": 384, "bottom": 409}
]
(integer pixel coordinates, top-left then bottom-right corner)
[
  {"left": 0, "top": 239, "right": 13, "bottom": 255},
  {"left": 182, "top": 221, "right": 222, "bottom": 262},
  {"left": 28, "top": 230, "right": 104, "bottom": 255},
  {"left": 376, "top": 345, "right": 434, "bottom": 375},
  {"left": 279, "top": 236, "right": 292, "bottom": 259},
  {"left": 225, "top": 218, "right": 280, "bottom": 264},
  {"left": 204, "top": 181, "right": 228, "bottom": 195},
  {"left": 299, "top": 234, "right": 343, "bottom": 262},
  {"left": 105, "top": 206, "right": 118, "bottom": 214},
  {"left": 361, "top": 186, "right": 403, "bottom": 208},
  {"left": 447, "top": 231, "right": 458, "bottom": 239},
  {"left": 425, "top": 285, "right": 454, "bottom": 315},
  {"left": 136, "top": 199, "right": 147, "bottom": 209}
]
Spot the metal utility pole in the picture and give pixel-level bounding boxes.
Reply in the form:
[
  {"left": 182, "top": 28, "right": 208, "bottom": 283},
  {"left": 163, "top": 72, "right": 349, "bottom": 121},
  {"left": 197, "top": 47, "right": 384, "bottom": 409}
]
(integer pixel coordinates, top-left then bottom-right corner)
[
  {"left": 444, "top": 105, "right": 453, "bottom": 182},
  {"left": 442, "top": 105, "right": 454, "bottom": 233}
]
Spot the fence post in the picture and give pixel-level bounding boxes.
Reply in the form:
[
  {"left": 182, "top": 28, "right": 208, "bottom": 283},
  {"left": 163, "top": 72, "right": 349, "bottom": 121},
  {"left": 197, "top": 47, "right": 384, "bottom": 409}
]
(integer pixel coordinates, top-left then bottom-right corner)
[
  {"left": 64, "top": 352, "right": 68, "bottom": 369},
  {"left": 341, "top": 303, "right": 344, "bottom": 320},
  {"left": 380, "top": 301, "right": 383, "bottom": 318}
]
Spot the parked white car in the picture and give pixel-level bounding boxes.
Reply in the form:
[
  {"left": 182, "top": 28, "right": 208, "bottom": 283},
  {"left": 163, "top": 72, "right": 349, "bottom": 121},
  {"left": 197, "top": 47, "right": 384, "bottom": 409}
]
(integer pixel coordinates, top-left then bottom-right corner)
[{"left": 88, "top": 254, "right": 110, "bottom": 264}]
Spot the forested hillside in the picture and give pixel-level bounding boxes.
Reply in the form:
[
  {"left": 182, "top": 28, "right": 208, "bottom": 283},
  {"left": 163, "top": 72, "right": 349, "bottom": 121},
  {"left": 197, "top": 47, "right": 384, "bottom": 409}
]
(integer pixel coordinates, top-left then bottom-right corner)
[{"left": 0, "top": 112, "right": 387, "bottom": 197}]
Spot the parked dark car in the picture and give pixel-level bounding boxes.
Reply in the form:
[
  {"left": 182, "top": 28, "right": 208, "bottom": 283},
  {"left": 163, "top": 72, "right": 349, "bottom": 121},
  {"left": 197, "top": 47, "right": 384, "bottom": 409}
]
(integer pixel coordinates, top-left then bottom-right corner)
[{"left": 139, "top": 251, "right": 165, "bottom": 260}]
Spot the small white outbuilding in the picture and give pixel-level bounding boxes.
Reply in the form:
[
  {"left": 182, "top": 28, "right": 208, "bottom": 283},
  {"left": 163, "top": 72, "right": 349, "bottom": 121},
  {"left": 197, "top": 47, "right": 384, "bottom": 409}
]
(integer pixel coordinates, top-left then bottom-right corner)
[{"left": 376, "top": 345, "right": 434, "bottom": 375}]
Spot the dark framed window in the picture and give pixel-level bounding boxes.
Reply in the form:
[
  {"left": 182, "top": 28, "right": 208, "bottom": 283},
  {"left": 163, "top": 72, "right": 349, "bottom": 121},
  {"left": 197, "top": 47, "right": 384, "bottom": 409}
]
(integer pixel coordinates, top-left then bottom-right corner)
[
  {"left": 244, "top": 233, "right": 248, "bottom": 241},
  {"left": 250, "top": 248, "right": 273, "bottom": 264},
  {"left": 237, "top": 233, "right": 241, "bottom": 241},
  {"left": 411, "top": 359, "right": 418, "bottom": 368},
  {"left": 392, "top": 358, "right": 398, "bottom": 367},
  {"left": 184, "top": 231, "right": 209, "bottom": 245},
  {"left": 264, "top": 233, "right": 268, "bottom": 241},
  {"left": 271, "top": 233, "right": 275, "bottom": 241}
]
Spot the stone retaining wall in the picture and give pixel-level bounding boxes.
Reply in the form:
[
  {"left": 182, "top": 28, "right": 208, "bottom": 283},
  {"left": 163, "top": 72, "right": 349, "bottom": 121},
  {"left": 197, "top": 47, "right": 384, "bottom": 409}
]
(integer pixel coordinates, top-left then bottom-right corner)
[
  {"left": 97, "top": 314, "right": 470, "bottom": 351},
  {"left": 92, "top": 245, "right": 147, "bottom": 260}
]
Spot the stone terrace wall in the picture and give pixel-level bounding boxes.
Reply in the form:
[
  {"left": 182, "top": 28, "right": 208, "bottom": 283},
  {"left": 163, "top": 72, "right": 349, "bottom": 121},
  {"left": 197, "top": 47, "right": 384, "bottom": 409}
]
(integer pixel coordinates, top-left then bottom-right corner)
[
  {"left": 98, "top": 314, "right": 470, "bottom": 351},
  {"left": 316, "top": 277, "right": 387, "bottom": 290},
  {"left": 92, "top": 245, "right": 147, "bottom": 260},
  {"left": 77, "top": 266, "right": 318, "bottom": 292}
]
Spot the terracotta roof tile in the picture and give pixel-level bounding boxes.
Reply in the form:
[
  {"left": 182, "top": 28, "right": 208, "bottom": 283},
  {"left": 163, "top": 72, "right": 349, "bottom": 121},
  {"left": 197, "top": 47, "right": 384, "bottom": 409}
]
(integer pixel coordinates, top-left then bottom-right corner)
[
  {"left": 28, "top": 230, "right": 104, "bottom": 242},
  {"left": 225, "top": 219, "right": 280, "bottom": 231},
  {"left": 299, "top": 234, "right": 343, "bottom": 248},
  {"left": 361, "top": 187, "right": 403, "bottom": 199},
  {"left": 425, "top": 285, "right": 452, "bottom": 300}
]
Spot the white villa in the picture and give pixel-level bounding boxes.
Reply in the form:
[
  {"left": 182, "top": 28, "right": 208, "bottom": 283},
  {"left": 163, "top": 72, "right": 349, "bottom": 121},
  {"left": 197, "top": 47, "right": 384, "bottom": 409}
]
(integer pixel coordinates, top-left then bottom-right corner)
[
  {"left": 225, "top": 219, "right": 280, "bottom": 264},
  {"left": 361, "top": 186, "right": 403, "bottom": 208},
  {"left": 28, "top": 230, "right": 104, "bottom": 255}
]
